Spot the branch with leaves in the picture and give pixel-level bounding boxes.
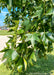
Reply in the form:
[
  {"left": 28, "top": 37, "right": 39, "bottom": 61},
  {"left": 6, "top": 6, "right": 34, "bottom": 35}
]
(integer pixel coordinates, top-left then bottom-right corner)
[{"left": 0, "top": 0, "right": 54, "bottom": 74}]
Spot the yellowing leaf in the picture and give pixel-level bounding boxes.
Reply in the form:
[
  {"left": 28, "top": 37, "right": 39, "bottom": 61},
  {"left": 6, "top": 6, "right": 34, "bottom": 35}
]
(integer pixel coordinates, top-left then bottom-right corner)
[{"left": 23, "top": 58, "right": 27, "bottom": 71}]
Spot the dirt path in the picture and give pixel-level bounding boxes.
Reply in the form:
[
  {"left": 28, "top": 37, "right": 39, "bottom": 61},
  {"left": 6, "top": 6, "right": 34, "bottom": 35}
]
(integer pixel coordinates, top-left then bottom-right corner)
[
  {"left": 0, "top": 35, "right": 21, "bottom": 64},
  {"left": 0, "top": 36, "right": 9, "bottom": 64}
]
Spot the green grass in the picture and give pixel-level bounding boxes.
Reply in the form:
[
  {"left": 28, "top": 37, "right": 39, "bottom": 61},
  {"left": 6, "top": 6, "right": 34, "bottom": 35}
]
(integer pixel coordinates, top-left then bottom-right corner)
[
  {"left": 0, "top": 64, "right": 11, "bottom": 75},
  {"left": 0, "top": 45, "right": 54, "bottom": 75},
  {"left": 0, "top": 30, "right": 13, "bottom": 35},
  {"left": 27, "top": 52, "right": 54, "bottom": 75}
]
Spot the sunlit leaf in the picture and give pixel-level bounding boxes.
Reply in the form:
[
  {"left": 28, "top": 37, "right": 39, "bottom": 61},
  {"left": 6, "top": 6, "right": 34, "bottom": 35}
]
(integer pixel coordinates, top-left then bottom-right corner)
[
  {"left": 23, "top": 58, "right": 27, "bottom": 70},
  {"left": 17, "top": 65, "right": 23, "bottom": 72},
  {"left": 12, "top": 50, "right": 18, "bottom": 60},
  {"left": 26, "top": 33, "right": 40, "bottom": 47}
]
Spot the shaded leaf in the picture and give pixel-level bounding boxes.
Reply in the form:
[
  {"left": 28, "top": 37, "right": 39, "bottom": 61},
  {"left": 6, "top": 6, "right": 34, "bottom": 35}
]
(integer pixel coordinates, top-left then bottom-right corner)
[
  {"left": 46, "top": 32, "right": 54, "bottom": 42},
  {"left": 46, "top": 8, "right": 53, "bottom": 15}
]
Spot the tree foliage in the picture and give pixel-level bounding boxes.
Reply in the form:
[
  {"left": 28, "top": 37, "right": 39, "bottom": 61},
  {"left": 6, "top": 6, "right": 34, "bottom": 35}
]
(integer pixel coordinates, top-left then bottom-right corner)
[{"left": 0, "top": 0, "right": 54, "bottom": 74}]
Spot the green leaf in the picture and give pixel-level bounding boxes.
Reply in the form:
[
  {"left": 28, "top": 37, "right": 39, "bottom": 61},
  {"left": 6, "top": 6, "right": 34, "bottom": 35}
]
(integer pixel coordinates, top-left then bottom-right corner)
[
  {"left": 9, "top": 27, "right": 15, "bottom": 31},
  {"left": 17, "top": 29, "right": 24, "bottom": 34},
  {"left": 22, "top": 19, "right": 31, "bottom": 31},
  {"left": 3, "top": 49, "right": 14, "bottom": 60},
  {"left": 32, "top": 6, "right": 43, "bottom": 18},
  {"left": 26, "top": 33, "right": 40, "bottom": 47},
  {"left": 46, "top": 32, "right": 54, "bottom": 42},
  {"left": 41, "top": 32, "right": 49, "bottom": 46},
  {"left": 29, "top": 52, "right": 36, "bottom": 66},
  {"left": 29, "top": 59, "right": 33, "bottom": 66},
  {"left": 17, "top": 65, "right": 23, "bottom": 72},
  {"left": 46, "top": 8, "right": 53, "bottom": 15},
  {"left": 30, "top": 52, "right": 36, "bottom": 62},
  {"left": 12, "top": 50, "right": 18, "bottom": 60},
  {"left": 0, "top": 48, "right": 10, "bottom": 52}
]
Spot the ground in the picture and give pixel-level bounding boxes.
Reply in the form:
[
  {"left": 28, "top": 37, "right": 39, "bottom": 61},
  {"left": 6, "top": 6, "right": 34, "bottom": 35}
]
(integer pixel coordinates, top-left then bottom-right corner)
[
  {"left": 0, "top": 35, "right": 9, "bottom": 64},
  {"left": 0, "top": 35, "right": 54, "bottom": 75}
]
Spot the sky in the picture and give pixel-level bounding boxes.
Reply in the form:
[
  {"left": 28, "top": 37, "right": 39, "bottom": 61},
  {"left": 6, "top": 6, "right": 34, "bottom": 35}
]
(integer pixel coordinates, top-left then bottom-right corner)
[{"left": 0, "top": 8, "right": 9, "bottom": 26}]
